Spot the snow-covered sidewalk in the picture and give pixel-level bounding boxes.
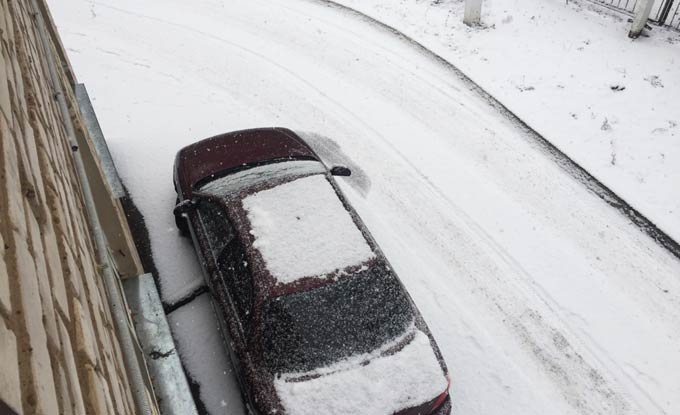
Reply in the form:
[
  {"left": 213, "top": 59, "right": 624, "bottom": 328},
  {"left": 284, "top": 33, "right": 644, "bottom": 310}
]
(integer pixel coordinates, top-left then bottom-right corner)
[{"left": 334, "top": 0, "right": 680, "bottom": 242}]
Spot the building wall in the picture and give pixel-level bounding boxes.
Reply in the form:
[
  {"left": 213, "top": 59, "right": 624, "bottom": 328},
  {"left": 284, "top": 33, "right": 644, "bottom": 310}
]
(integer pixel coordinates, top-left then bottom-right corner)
[{"left": 0, "top": 0, "right": 152, "bottom": 413}]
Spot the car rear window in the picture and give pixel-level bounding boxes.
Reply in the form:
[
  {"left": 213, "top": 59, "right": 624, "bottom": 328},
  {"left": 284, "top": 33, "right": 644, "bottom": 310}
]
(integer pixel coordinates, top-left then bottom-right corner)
[
  {"left": 262, "top": 265, "right": 414, "bottom": 374},
  {"left": 242, "top": 174, "right": 375, "bottom": 284}
]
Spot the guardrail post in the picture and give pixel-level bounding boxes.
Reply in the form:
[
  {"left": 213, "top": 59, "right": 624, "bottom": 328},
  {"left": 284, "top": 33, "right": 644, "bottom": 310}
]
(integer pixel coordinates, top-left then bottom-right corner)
[
  {"left": 464, "top": 0, "right": 482, "bottom": 26},
  {"left": 629, "top": 0, "right": 655, "bottom": 38}
]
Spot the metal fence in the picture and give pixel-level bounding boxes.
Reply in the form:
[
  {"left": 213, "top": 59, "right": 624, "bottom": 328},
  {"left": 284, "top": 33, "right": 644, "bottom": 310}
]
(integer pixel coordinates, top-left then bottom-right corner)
[
  {"left": 656, "top": 0, "right": 680, "bottom": 28},
  {"left": 590, "top": 0, "right": 639, "bottom": 14},
  {"left": 589, "top": 0, "right": 680, "bottom": 29}
]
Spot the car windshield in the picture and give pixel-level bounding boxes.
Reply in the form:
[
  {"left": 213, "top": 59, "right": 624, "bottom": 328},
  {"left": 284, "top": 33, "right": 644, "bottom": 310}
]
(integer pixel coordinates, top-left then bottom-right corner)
[
  {"left": 262, "top": 264, "right": 414, "bottom": 374},
  {"left": 197, "top": 159, "right": 326, "bottom": 198}
]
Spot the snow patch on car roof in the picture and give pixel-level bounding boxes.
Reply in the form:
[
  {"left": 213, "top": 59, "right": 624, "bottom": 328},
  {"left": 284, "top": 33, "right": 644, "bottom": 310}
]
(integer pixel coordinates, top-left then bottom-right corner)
[
  {"left": 274, "top": 329, "right": 447, "bottom": 415},
  {"left": 242, "top": 174, "right": 375, "bottom": 284}
]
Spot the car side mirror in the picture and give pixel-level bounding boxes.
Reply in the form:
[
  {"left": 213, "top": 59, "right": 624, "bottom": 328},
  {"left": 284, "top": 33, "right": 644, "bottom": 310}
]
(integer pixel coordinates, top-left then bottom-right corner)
[
  {"left": 330, "top": 165, "right": 351, "bottom": 177},
  {"left": 174, "top": 198, "right": 198, "bottom": 216}
]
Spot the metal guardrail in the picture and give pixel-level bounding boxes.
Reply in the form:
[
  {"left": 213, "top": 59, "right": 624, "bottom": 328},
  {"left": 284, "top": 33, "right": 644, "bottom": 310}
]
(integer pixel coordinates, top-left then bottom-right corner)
[
  {"left": 123, "top": 274, "right": 199, "bottom": 415},
  {"left": 659, "top": 0, "right": 680, "bottom": 28},
  {"left": 593, "top": 0, "right": 639, "bottom": 13},
  {"left": 588, "top": 0, "right": 680, "bottom": 30}
]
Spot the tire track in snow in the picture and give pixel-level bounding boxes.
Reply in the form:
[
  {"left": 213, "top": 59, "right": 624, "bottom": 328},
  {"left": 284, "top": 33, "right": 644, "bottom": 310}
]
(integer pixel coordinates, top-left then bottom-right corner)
[
  {"left": 239, "top": 5, "right": 677, "bottom": 412},
  {"left": 304, "top": 0, "right": 680, "bottom": 262},
  {"left": 193, "top": 2, "right": 674, "bottom": 411},
  {"left": 357, "top": 162, "right": 637, "bottom": 415}
]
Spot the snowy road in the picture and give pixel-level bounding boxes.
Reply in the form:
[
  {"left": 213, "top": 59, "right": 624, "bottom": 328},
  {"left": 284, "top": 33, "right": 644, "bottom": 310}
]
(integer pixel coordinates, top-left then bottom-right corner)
[
  {"left": 335, "top": 0, "right": 680, "bottom": 244},
  {"left": 48, "top": 0, "right": 680, "bottom": 414}
]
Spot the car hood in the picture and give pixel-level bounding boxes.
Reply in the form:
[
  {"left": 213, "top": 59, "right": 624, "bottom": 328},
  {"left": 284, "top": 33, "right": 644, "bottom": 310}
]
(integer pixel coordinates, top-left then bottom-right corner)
[{"left": 273, "top": 328, "right": 448, "bottom": 415}]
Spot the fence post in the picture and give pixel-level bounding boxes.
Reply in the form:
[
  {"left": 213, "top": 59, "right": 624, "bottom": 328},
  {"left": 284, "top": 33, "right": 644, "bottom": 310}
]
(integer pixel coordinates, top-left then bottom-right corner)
[
  {"left": 464, "top": 0, "right": 482, "bottom": 26},
  {"left": 629, "top": 0, "right": 655, "bottom": 38}
]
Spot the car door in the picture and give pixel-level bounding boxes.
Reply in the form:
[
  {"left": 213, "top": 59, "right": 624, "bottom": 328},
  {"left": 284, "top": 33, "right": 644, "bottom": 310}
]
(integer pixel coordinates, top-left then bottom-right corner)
[{"left": 195, "top": 197, "right": 254, "bottom": 377}]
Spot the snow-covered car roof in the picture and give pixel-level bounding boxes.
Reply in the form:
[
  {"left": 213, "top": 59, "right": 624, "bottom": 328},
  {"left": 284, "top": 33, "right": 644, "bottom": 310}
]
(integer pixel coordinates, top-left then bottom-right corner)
[{"left": 242, "top": 173, "right": 376, "bottom": 284}]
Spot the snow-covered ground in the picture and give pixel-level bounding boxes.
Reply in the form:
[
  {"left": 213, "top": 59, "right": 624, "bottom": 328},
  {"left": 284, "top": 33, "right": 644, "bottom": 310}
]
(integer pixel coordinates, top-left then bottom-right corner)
[
  {"left": 334, "top": 0, "right": 680, "bottom": 242},
  {"left": 48, "top": 0, "right": 680, "bottom": 414}
]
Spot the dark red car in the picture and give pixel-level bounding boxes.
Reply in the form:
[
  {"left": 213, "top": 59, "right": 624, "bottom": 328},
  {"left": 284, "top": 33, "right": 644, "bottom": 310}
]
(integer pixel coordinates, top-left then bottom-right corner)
[{"left": 173, "top": 128, "right": 451, "bottom": 415}]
